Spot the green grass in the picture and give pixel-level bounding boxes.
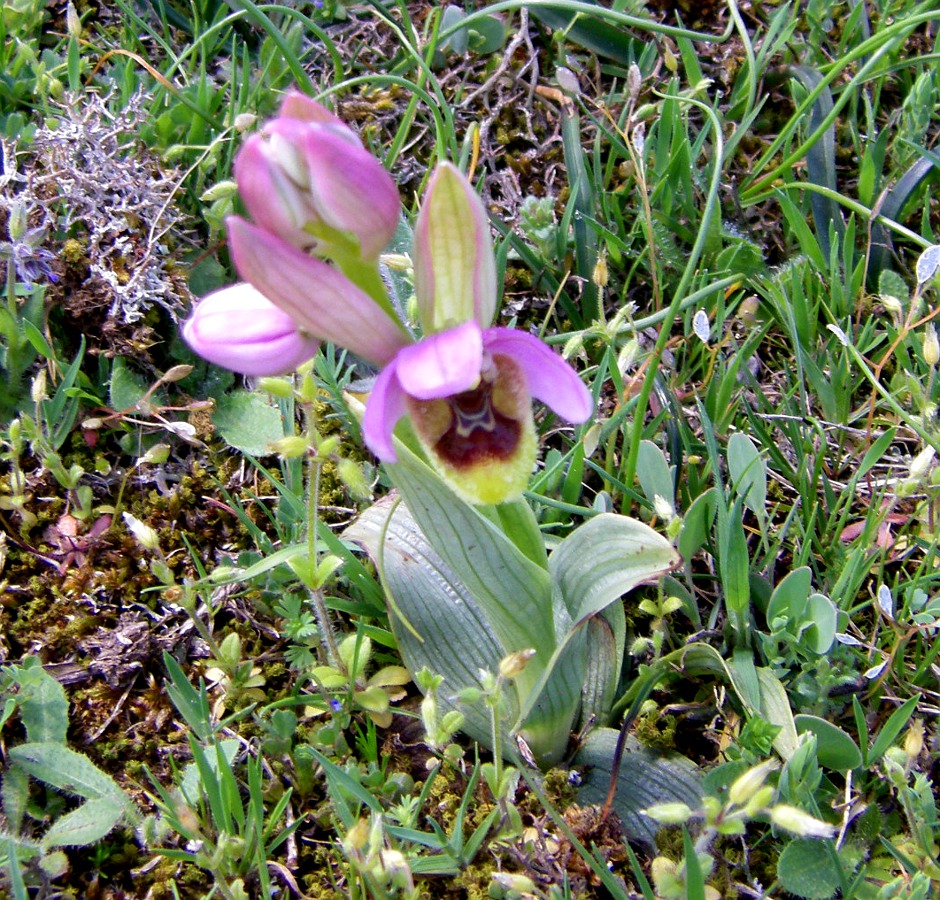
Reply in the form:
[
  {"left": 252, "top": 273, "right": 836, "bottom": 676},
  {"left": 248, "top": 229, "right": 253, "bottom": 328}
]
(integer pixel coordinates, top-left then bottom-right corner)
[{"left": 1, "top": 0, "right": 939, "bottom": 897}]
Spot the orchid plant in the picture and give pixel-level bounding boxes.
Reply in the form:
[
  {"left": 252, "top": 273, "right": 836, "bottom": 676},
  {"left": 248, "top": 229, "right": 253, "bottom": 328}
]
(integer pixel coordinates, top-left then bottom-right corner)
[{"left": 184, "top": 91, "right": 698, "bottom": 824}]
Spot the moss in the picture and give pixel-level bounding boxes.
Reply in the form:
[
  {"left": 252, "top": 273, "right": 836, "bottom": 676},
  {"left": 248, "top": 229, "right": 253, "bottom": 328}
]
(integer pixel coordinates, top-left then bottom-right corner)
[{"left": 633, "top": 709, "right": 679, "bottom": 751}]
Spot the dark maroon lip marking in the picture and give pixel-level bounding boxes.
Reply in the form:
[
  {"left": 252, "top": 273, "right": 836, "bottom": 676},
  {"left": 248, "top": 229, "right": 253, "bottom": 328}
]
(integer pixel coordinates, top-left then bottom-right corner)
[{"left": 433, "top": 383, "right": 522, "bottom": 470}]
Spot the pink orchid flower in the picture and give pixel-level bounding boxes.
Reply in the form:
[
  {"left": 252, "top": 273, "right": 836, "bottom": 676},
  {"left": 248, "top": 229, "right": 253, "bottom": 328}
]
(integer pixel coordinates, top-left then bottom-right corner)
[
  {"left": 182, "top": 283, "right": 319, "bottom": 376},
  {"left": 360, "top": 163, "right": 593, "bottom": 504},
  {"left": 184, "top": 93, "right": 592, "bottom": 503}
]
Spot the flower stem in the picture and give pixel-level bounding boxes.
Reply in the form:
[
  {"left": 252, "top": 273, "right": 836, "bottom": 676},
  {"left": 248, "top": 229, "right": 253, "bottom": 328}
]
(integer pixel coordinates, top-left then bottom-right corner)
[{"left": 305, "top": 420, "right": 343, "bottom": 670}]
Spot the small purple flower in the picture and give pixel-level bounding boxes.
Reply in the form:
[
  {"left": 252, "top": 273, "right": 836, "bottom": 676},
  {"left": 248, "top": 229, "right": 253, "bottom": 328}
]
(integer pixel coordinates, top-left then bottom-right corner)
[{"left": 182, "top": 283, "right": 319, "bottom": 376}]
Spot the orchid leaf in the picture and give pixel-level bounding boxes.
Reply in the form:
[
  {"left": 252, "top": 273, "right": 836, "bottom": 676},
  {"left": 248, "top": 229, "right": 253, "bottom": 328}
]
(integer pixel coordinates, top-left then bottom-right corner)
[
  {"left": 867, "top": 157, "right": 935, "bottom": 285},
  {"left": 345, "top": 496, "right": 511, "bottom": 751},
  {"left": 549, "top": 513, "right": 680, "bottom": 627},
  {"left": 515, "top": 626, "right": 587, "bottom": 766},
  {"left": 388, "top": 439, "right": 555, "bottom": 662},
  {"left": 579, "top": 607, "right": 626, "bottom": 727},
  {"left": 574, "top": 728, "right": 702, "bottom": 846}
]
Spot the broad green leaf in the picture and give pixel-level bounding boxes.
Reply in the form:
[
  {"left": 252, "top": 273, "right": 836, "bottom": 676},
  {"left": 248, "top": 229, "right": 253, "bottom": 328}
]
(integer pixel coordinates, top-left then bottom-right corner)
[
  {"left": 678, "top": 488, "right": 718, "bottom": 559},
  {"left": 804, "top": 593, "right": 837, "bottom": 654},
  {"left": 549, "top": 513, "right": 680, "bottom": 626},
  {"left": 8, "top": 744, "right": 129, "bottom": 809},
  {"left": 389, "top": 441, "right": 555, "bottom": 661},
  {"left": 767, "top": 567, "right": 812, "bottom": 625},
  {"left": 41, "top": 797, "right": 126, "bottom": 850},
  {"left": 636, "top": 440, "right": 674, "bottom": 512},
  {"left": 777, "top": 838, "right": 840, "bottom": 899},
  {"left": 728, "top": 648, "right": 762, "bottom": 713},
  {"left": 580, "top": 606, "right": 626, "bottom": 727},
  {"left": 8, "top": 660, "right": 68, "bottom": 745},
  {"left": 516, "top": 627, "right": 587, "bottom": 766},
  {"left": 109, "top": 357, "right": 150, "bottom": 413},
  {"left": 574, "top": 728, "right": 701, "bottom": 847},
  {"left": 727, "top": 432, "right": 767, "bottom": 521},
  {"left": 212, "top": 390, "right": 283, "bottom": 456},
  {"left": 345, "top": 497, "right": 511, "bottom": 752},
  {"left": 789, "top": 67, "right": 843, "bottom": 263},
  {"left": 794, "top": 715, "right": 862, "bottom": 771},
  {"left": 755, "top": 667, "right": 800, "bottom": 760},
  {"left": 1, "top": 765, "right": 28, "bottom": 834}
]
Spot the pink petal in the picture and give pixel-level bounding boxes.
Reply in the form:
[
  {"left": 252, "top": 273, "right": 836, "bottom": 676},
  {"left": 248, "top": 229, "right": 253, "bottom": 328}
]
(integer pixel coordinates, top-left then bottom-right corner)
[
  {"left": 235, "top": 135, "right": 318, "bottom": 250},
  {"left": 394, "top": 321, "right": 483, "bottom": 400},
  {"left": 227, "top": 217, "right": 409, "bottom": 366},
  {"left": 362, "top": 362, "right": 408, "bottom": 463},
  {"left": 483, "top": 327, "right": 593, "bottom": 423},
  {"left": 278, "top": 90, "right": 345, "bottom": 127},
  {"left": 183, "top": 283, "right": 319, "bottom": 376},
  {"left": 302, "top": 128, "right": 400, "bottom": 259}
]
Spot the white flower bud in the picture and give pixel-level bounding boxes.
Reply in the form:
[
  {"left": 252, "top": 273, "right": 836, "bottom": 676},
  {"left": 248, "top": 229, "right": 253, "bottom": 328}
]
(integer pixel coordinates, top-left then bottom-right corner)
[
  {"left": 909, "top": 446, "right": 936, "bottom": 481},
  {"left": 769, "top": 804, "right": 836, "bottom": 838},
  {"left": 923, "top": 324, "right": 939, "bottom": 367},
  {"left": 122, "top": 512, "right": 161, "bottom": 552}
]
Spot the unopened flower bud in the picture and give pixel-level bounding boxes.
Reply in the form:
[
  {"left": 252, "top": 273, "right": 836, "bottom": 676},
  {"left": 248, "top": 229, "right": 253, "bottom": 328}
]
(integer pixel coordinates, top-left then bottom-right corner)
[
  {"left": 643, "top": 802, "right": 693, "bottom": 825},
  {"left": 161, "top": 364, "right": 193, "bottom": 383},
  {"left": 182, "top": 283, "right": 318, "bottom": 376},
  {"left": 881, "top": 294, "right": 903, "bottom": 315},
  {"left": 923, "top": 324, "right": 939, "bottom": 367},
  {"left": 235, "top": 90, "right": 400, "bottom": 259},
  {"left": 627, "top": 63, "right": 642, "bottom": 104},
  {"left": 123, "top": 512, "right": 161, "bottom": 552},
  {"left": 904, "top": 720, "right": 924, "bottom": 760},
  {"left": 499, "top": 648, "right": 536, "bottom": 679},
  {"left": 769, "top": 804, "right": 836, "bottom": 838},
  {"left": 617, "top": 338, "right": 640, "bottom": 373},
  {"left": 66, "top": 1, "right": 81, "bottom": 38},
  {"left": 8, "top": 202, "right": 26, "bottom": 242},
  {"left": 31, "top": 370, "right": 47, "bottom": 404},
  {"left": 270, "top": 435, "right": 310, "bottom": 458},
  {"left": 653, "top": 494, "right": 675, "bottom": 523},
  {"left": 729, "top": 759, "right": 779, "bottom": 807},
  {"left": 337, "top": 457, "right": 371, "bottom": 500},
  {"left": 492, "top": 873, "right": 538, "bottom": 893},
  {"left": 257, "top": 376, "right": 295, "bottom": 399},
  {"left": 343, "top": 819, "right": 370, "bottom": 853},
  {"left": 743, "top": 784, "right": 776, "bottom": 817},
  {"left": 909, "top": 446, "right": 936, "bottom": 481}
]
